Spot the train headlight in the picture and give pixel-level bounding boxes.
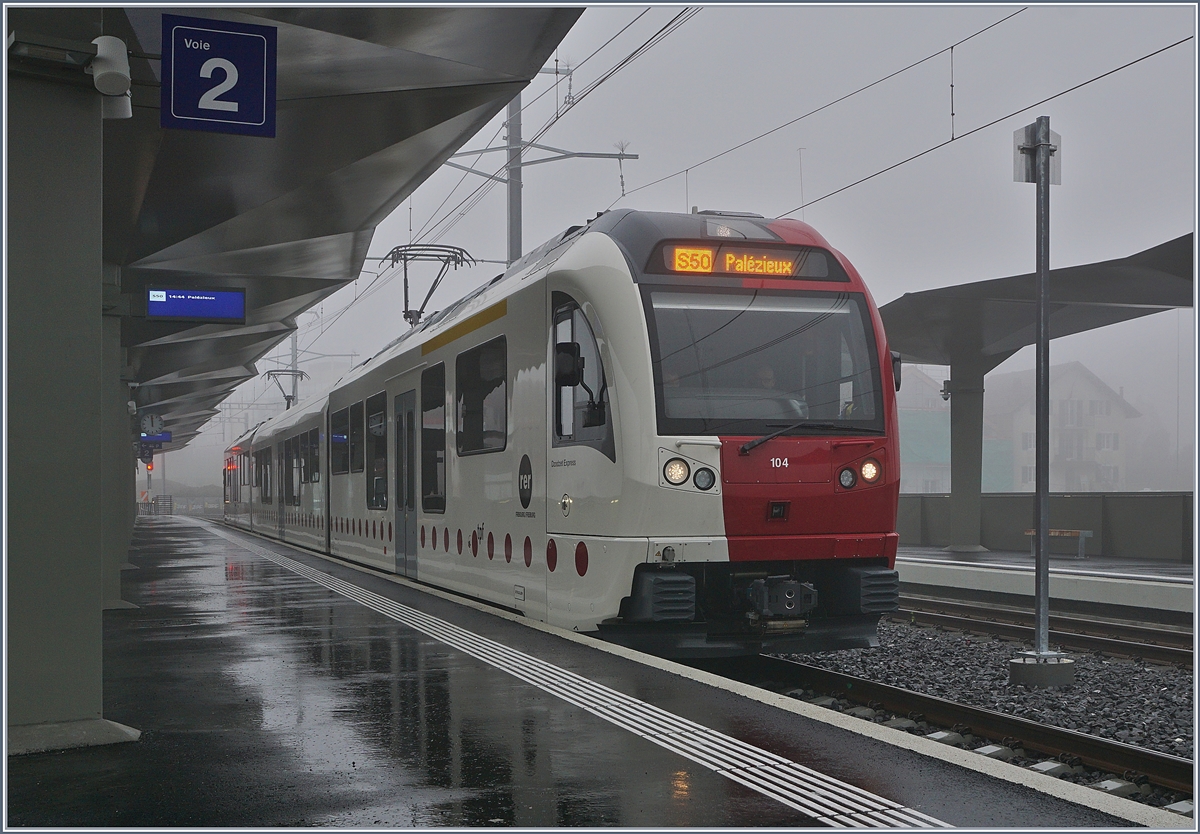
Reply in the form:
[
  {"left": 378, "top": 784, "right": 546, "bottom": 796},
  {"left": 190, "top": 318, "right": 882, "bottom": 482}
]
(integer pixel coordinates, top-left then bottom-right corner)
[
  {"left": 693, "top": 467, "right": 716, "bottom": 491},
  {"left": 838, "top": 468, "right": 857, "bottom": 489},
  {"left": 860, "top": 459, "right": 881, "bottom": 483},
  {"left": 664, "top": 458, "right": 690, "bottom": 485}
]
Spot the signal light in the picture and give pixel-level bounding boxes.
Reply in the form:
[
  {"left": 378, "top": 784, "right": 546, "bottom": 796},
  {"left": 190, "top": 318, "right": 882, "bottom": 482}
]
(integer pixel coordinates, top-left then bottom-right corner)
[{"left": 146, "top": 462, "right": 154, "bottom": 471}]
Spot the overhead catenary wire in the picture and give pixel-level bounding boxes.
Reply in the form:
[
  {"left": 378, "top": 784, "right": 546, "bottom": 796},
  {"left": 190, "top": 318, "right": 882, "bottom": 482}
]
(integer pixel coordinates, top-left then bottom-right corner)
[
  {"left": 416, "top": 7, "right": 700, "bottom": 248},
  {"left": 293, "top": 8, "right": 669, "bottom": 360},
  {"left": 410, "top": 7, "right": 653, "bottom": 244},
  {"left": 778, "top": 34, "right": 1193, "bottom": 218},
  {"left": 293, "top": 7, "right": 700, "bottom": 363},
  {"left": 609, "top": 7, "right": 1027, "bottom": 210}
]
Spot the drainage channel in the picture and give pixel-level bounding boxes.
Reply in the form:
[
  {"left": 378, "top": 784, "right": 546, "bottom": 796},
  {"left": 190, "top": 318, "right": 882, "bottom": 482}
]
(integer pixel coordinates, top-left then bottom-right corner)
[{"left": 208, "top": 525, "right": 948, "bottom": 829}]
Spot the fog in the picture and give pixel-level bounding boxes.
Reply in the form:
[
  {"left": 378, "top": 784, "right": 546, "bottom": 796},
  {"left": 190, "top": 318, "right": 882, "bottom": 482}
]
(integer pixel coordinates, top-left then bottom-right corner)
[{"left": 164, "top": 4, "right": 1195, "bottom": 491}]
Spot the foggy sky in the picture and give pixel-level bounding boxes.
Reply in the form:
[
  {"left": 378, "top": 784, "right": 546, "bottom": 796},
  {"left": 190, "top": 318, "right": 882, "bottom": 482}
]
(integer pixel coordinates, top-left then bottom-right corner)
[{"left": 167, "top": 4, "right": 1196, "bottom": 488}]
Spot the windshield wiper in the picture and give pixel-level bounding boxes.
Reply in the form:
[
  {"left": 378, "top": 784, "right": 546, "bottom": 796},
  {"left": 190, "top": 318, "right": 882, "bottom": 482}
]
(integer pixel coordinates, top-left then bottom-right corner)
[{"left": 739, "top": 422, "right": 884, "bottom": 455}]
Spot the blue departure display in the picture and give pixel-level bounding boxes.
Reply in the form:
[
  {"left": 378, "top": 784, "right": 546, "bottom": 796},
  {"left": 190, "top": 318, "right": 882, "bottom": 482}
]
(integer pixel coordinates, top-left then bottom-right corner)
[{"left": 147, "top": 288, "right": 246, "bottom": 323}]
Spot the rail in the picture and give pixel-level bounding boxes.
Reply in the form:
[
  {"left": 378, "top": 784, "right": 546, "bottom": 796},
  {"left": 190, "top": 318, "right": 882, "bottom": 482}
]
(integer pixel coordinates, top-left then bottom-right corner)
[
  {"left": 895, "top": 596, "right": 1193, "bottom": 667},
  {"left": 705, "top": 655, "right": 1193, "bottom": 794}
]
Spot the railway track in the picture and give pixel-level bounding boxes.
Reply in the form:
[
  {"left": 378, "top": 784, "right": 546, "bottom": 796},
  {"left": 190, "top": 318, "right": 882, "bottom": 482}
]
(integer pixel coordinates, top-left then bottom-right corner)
[
  {"left": 700, "top": 654, "right": 1193, "bottom": 795},
  {"left": 895, "top": 595, "right": 1193, "bottom": 667}
]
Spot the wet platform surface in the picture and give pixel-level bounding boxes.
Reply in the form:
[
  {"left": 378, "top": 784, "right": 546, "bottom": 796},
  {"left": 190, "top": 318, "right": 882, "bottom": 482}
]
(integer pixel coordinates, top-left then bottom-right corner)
[{"left": 6, "top": 518, "right": 1157, "bottom": 827}]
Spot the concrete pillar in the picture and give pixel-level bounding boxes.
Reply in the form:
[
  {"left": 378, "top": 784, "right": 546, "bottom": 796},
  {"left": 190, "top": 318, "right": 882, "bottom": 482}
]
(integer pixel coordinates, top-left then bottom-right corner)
[
  {"left": 6, "top": 63, "right": 139, "bottom": 754},
  {"left": 945, "top": 364, "right": 988, "bottom": 552},
  {"left": 102, "top": 276, "right": 138, "bottom": 610}
]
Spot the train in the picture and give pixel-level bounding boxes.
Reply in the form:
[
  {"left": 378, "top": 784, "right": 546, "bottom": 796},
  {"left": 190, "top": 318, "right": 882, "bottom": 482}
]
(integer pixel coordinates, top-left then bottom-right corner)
[{"left": 224, "top": 208, "right": 903, "bottom": 658}]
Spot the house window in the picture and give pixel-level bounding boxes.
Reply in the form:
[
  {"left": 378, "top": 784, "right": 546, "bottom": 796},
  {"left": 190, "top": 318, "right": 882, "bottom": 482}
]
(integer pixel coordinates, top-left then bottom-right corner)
[{"left": 1064, "top": 399, "right": 1084, "bottom": 427}]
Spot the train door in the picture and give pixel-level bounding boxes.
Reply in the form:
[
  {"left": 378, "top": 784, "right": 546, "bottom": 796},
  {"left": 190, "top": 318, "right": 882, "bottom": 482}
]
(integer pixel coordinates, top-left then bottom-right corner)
[
  {"left": 323, "top": 407, "right": 332, "bottom": 554},
  {"left": 393, "top": 389, "right": 418, "bottom": 577},
  {"left": 546, "top": 292, "right": 620, "bottom": 537},
  {"left": 277, "top": 443, "right": 285, "bottom": 539}
]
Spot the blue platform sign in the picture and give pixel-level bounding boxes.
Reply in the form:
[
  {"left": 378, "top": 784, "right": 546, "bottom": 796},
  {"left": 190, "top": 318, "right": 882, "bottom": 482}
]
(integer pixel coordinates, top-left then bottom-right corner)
[
  {"left": 160, "top": 14, "right": 277, "bottom": 137},
  {"left": 147, "top": 287, "right": 246, "bottom": 323}
]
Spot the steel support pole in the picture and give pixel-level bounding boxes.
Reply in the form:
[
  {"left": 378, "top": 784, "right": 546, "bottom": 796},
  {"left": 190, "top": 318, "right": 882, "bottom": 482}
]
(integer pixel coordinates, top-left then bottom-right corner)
[
  {"left": 290, "top": 331, "right": 299, "bottom": 408},
  {"left": 1033, "top": 115, "right": 1052, "bottom": 655},
  {"left": 506, "top": 95, "right": 523, "bottom": 266}
]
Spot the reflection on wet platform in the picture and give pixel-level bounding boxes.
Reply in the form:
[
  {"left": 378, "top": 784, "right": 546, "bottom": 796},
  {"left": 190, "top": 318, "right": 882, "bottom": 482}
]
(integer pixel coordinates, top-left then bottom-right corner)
[{"left": 8, "top": 518, "right": 812, "bottom": 827}]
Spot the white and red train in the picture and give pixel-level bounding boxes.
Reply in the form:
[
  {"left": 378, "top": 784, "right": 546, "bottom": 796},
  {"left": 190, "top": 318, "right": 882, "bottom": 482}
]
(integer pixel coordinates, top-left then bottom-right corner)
[{"left": 224, "top": 209, "right": 903, "bottom": 658}]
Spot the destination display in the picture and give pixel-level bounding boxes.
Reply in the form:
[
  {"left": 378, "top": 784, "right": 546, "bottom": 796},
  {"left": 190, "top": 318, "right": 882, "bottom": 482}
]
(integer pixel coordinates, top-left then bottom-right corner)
[
  {"left": 147, "top": 287, "right": 246, "bottom": 323},
  {"left": 662, "top": 244, "right": 831, "bottom": 278}
]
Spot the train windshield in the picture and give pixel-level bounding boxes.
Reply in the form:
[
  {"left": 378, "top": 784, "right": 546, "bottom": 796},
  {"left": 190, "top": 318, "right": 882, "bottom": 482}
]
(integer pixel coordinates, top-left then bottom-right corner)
[{"left": 644, "top": 288, "right": 884, "bottom": 436}]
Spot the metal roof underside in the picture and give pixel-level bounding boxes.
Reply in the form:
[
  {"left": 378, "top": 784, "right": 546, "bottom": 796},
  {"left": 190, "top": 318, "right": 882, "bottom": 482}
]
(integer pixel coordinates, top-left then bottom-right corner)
[
  {"left": 879, "top": 233, "right": 1194, "bottom": 373},
  {"left": 95, "top": 7, "right": 581, "bottom": 451}
]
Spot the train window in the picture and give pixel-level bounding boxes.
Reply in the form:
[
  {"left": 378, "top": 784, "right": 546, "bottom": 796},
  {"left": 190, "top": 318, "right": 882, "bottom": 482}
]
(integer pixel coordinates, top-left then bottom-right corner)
[
  {"left": 349, "top": 400, "right": 365, "bottom": 473},
  {"left": 283, "top": 437, "right": 295, "bottom": 505},
  {"left": 456, "top": 337, "right": 507, "bottom": 455},
  {"left": 256, "top": 448, "right": 273, "bottom": 501},
  {"left": 421, "top": 364, "right": 446, "bottom": 513},
  {"left": 643, "top": 288, "right": 883, "bottom": 437},
  {"left": 308, "top": 427, "right": 320, "bottom": 482},
  {"left": 290, "top": 436, "right": 302, "bottom": 505},
  {"left": 242, "top": 452, "right": 251, "bottom": 486},
  {"left": 331, "top": 407, "right": 350, "bottom": 475},
  {"left": 294, "top": 429, "right": 304, "bottom": 482},
  {"left": 366, "top": 392, "right": 388, "bottom": 510},
  {"left": 552, "top": 294, "right": 615, "bottom": 462}
]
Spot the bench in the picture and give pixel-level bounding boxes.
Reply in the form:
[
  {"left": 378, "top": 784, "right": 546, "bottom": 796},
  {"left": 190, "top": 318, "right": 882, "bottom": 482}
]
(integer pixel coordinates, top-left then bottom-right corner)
[{"left": 1024, "top": 528, "right": 1093, "bottom": 560}]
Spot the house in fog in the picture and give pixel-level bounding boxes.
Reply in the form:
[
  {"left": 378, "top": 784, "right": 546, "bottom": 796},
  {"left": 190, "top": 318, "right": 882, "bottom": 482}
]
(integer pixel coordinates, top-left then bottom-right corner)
[
  {"left": 895, "top": 367, "right": 951, "bottom": 493},
  {"left": 983, "top": 361, "right": 1139, "bottom": 492}
]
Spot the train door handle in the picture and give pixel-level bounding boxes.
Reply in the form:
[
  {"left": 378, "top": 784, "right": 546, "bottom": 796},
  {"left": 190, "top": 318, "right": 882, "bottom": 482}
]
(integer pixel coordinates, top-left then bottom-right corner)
[{"left": 560, "top": 494, "right": 573, "bottom": 517}]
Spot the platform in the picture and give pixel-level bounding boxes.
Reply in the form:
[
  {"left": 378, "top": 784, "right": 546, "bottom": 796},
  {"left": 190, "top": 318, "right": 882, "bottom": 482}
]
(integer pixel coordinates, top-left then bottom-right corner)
[
  {"left": 5, "top": 517, "right": 1185, "bottom": 828},
  {"left": 897, "top": 545, "right": 1194, "bottom": 625}
]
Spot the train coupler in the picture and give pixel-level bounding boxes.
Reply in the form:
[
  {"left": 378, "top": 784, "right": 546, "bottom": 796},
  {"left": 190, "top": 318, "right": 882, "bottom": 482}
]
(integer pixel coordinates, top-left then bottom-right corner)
[{"left": 746, "top": 576, "right": 817, "bottom": 619}]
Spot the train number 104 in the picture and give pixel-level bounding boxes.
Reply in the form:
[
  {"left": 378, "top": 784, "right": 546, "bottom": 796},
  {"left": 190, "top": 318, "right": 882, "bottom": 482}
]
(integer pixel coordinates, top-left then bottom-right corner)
[{"left": 770, "top": 457, "right": 789, "bottom": 468}]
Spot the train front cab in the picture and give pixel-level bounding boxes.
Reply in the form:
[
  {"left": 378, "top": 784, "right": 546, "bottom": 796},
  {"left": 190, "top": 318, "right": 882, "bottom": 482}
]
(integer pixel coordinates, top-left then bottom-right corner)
[{"left": 580, "top": 210, "right": 902, "bottom": 658}]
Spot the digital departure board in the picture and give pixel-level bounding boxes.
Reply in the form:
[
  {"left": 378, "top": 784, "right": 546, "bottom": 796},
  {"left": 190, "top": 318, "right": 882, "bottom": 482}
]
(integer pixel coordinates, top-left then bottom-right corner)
[
  {"left": 662, "top": 244, "right": 828, "bottom": 278},
  {"left": 147, "top": 287, "right": 246, "bottom": 323}
]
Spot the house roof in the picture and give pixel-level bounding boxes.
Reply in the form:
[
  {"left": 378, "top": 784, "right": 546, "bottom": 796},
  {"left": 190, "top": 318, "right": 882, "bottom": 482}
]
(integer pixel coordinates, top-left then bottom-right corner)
[{"left": 983, "top": 361, "right": 1141, "bottom": 419}]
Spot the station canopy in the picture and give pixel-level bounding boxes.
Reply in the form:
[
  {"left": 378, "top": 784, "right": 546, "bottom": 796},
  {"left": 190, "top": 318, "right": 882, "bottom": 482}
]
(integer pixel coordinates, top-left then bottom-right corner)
[
  {"left": 87, "top": 7, "right": 582, "bottom": 450},
  {"left": 880, "top": 233, "right": 1194, "bottom": 372}
]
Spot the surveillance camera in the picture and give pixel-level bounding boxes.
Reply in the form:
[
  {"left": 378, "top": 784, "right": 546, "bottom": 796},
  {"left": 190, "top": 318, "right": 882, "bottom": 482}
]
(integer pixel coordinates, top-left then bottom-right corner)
[{"left": 88, "top": 36, "right": 130, "bottom": 96}]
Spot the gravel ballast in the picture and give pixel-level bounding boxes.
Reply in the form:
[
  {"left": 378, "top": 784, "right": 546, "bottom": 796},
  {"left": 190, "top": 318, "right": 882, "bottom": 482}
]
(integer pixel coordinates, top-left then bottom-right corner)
[{"left": 786, "top": 619, "right": 1194, "bottom": 759}]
